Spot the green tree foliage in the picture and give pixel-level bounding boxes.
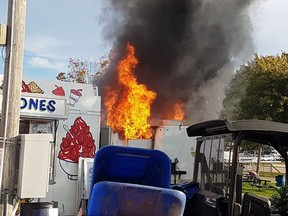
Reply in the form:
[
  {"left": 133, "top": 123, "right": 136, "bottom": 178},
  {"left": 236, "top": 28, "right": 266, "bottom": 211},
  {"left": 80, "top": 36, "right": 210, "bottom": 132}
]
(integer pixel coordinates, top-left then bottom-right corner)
[
  {"left": 221, "top": 53, "right": 288, "bottom": 154},
  {"left": 271, "top": 186, "right": 288, "bottom": 214},
  {"left": 221, "top": 52, "right": 288, "bottom": 123}
]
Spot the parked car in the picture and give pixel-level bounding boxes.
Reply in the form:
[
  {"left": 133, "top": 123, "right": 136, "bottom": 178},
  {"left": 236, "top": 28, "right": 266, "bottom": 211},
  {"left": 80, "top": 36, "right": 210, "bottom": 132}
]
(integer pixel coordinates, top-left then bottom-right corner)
[{"left": 261, "top": 154, "right": 276, "bottom": 161}]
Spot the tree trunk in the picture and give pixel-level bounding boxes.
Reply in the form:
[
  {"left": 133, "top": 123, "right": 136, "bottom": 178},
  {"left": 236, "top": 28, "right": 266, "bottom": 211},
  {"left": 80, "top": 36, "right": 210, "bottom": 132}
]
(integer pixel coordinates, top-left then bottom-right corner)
[{"left": 256, "top": 145, "right": 262, "bottom": 176}]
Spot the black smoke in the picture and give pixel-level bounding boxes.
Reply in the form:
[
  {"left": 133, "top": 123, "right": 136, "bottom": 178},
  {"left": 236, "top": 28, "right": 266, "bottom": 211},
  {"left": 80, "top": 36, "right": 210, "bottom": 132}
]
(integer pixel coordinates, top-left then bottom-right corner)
[{"left": 95, "top": 0, "right": 255, "bottom": 124}]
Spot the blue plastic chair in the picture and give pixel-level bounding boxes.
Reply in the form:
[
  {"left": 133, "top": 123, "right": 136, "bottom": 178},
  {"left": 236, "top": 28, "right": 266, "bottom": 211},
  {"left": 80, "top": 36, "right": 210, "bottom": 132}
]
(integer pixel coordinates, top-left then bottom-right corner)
[
  {"left": 89, "top": 145, "right": 171, "bottom": 189},
  {"left": 87, "top": 146, "right": 186, "bottom": 216},
  {"left": 88, "top": 181, "right": 186, "bottom": 216}
]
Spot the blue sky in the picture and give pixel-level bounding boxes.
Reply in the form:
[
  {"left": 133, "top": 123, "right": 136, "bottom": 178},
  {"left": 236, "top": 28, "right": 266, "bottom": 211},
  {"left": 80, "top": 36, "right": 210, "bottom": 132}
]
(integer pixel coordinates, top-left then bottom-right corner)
[
  {"left": 0, "top": 0, "right": 288, "bottom": 81},
  {"left": 0, "top": 0, "right": 110, "bottom": 80}
]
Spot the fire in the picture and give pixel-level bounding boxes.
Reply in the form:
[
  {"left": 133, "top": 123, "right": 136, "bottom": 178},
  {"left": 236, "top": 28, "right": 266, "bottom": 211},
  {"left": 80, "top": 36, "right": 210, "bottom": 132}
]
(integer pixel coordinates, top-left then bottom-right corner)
[
  {"left": 173, "top": 100, "right": 185, "bottom": 120},
  {"left": 104, "top": 43, "right": 157, "bottom": 140}
]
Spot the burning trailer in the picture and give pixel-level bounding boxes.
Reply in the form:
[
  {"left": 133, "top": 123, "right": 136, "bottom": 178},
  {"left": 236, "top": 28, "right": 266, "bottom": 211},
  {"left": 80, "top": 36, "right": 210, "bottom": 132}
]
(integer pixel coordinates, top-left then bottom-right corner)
[
  {"left": 98, "top": 43, "right": 207, "bottom": 185},
  {"left": 100, "top": 119, "right": 199, "bottom": 185}
]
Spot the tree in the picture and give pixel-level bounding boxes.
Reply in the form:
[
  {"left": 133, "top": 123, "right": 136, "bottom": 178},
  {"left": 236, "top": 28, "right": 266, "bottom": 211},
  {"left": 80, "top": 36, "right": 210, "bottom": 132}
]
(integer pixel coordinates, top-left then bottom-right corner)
[
  {"left": 221, "top": 52, "right": 288, "bottom": 122},
  {"left": 237, "top": 53, "right": 288, "bottom": 122},
  {"left": 56, "top": 54, "right": 111, "bottom": 84},
  {"left": 221, "top": 52, "right": 288, "bottom": 175}
]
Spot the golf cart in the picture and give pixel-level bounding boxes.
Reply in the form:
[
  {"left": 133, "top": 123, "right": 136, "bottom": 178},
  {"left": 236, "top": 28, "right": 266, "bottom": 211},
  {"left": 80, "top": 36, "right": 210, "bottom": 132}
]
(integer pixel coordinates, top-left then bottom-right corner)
[{"left": 185, "top": 119, "right": 288, "bottom": 216}]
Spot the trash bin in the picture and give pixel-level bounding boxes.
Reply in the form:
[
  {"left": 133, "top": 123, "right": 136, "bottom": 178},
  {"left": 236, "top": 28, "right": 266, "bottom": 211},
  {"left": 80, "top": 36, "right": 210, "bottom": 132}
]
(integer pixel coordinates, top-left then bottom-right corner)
[{"left": 275, "top": 175, "right": 286, "bottom": 187}]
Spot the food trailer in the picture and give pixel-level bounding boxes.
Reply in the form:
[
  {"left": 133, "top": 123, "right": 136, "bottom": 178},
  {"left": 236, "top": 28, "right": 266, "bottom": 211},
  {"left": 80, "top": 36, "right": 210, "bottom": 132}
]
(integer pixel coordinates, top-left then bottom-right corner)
[{"left": 0, "top": 79, "right": 101, "bottom": 215}]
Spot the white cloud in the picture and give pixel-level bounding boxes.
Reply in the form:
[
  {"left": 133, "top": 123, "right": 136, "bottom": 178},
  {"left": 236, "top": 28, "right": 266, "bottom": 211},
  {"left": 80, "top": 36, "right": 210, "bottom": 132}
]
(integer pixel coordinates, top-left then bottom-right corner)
[
  {"left": 250, "top": 0, "right": 288, "bottom": 55},
  {"left": 25, "top": 35, "right": 71, "bottom": 61},
  {"left": 27, "top": 56, "right": 65, "bottom": 70},
  {"left": 1, "top": 0, "right": 111, "bottom": 80}
]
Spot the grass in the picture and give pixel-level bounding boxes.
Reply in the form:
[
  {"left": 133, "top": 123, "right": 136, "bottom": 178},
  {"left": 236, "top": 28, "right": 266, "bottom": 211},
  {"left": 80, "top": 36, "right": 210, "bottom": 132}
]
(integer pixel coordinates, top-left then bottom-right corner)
[
  {"left": 241, "top": 168, "right": 286, "bottom": 199},
  {"left": 242, "top": 181, "right": 279, "bottom": 198},
  {"left": 259, "top": 171, "right": 285, "bottom": 178}
]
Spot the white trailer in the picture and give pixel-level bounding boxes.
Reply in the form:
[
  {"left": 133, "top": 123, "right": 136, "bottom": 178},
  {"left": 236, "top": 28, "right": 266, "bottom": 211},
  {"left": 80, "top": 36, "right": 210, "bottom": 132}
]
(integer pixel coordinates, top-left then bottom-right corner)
[
  {"left": 153, "top": 120, "right": 197, "bottom": 183},
  {"left": 105, "top": 120, "right": 205, "bottom": 184},
  {"left": 0, "top": 79, "right": 101, "bottom": 215}
]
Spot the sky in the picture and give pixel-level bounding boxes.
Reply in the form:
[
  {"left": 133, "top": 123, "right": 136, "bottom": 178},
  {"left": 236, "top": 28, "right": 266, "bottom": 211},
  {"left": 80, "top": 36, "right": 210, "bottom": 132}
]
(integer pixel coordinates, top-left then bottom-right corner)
[{"left": 0, "top": 0, "right": 288, "bottom": 81}]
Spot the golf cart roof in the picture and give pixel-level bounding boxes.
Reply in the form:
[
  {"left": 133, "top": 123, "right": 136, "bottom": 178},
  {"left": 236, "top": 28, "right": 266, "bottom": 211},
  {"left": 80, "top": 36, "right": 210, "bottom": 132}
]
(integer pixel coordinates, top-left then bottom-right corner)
[{"left": 186, "top": 119, "right": 288, "bottom": 147}]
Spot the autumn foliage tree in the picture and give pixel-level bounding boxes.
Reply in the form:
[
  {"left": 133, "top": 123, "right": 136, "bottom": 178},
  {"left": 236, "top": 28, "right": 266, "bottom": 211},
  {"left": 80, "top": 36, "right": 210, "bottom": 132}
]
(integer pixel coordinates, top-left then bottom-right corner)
[{"left": 56, "top": 54, "right": 110, "bottom": 84}]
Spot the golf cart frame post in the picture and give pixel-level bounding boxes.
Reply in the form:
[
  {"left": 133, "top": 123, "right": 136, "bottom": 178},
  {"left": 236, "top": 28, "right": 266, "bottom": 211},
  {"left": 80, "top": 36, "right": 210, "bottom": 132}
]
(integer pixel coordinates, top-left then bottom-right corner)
[{"left": 187, "top": 119, "right": 288, "bottom": 216}]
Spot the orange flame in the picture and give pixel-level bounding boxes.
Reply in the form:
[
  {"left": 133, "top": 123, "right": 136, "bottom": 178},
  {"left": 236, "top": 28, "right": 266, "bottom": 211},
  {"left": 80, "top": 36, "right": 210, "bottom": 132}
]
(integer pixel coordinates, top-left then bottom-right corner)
[
  {"left": 104, "top": 43, "right": 157, "bottom": 140},
  {"left": 172, "top": 100, "right": 185, "bottom": 120}
]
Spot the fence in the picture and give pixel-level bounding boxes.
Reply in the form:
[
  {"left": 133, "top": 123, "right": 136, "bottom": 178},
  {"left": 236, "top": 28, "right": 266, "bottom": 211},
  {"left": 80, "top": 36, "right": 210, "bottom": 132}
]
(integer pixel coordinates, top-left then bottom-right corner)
[{"left": 242, "top": 162, "right": 285, "bottom": 174}]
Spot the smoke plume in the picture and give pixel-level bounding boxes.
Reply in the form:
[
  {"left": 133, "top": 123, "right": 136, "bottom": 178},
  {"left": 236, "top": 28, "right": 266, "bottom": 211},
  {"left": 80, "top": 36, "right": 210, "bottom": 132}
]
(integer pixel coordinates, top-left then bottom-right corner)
[{"left": 95, "top": 0, "right": 255, "bottom": 124}]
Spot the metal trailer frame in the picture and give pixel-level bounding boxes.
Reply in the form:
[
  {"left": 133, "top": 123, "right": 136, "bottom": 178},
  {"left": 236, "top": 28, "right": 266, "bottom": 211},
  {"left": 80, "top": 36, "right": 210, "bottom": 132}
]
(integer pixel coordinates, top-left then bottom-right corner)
[{"left": 186, "top": 119, "right": 288, "bottom": 216}]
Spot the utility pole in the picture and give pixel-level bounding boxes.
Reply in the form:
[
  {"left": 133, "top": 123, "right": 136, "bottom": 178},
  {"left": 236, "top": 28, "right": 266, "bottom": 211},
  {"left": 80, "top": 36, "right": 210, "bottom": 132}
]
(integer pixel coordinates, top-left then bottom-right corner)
[{"left": 0, "top": 0, "right": 27, "bottom": 215}]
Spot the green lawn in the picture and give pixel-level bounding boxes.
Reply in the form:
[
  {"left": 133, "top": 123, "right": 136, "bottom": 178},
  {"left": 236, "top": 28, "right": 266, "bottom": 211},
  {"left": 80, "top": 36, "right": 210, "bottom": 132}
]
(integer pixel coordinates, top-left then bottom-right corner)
[
  {"left": 242, "top": 181, "right": 279, "bottom": 198},
  {"left": 259, "top": 171, "right": 285, "bottom": 178},
  {"left": 241, "top": 170, "right": 286, "bottom": 199}
]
